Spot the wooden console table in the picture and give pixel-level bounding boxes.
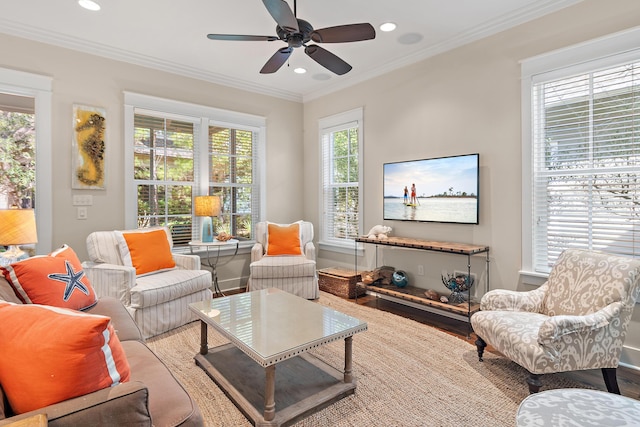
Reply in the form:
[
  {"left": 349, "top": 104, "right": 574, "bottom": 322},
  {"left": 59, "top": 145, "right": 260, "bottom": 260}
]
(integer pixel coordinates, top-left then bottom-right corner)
[{"left": 354, "top": 236, "right": 489, "bottom": 325}]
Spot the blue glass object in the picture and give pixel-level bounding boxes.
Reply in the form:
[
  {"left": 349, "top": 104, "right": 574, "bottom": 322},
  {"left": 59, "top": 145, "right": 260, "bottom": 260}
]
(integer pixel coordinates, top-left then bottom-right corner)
[
  {"left": 201, "top": 217, "right": 214, "bottom": 242},
  {"left": 392, "top": 270, "right": 408, "bottom": 288}
]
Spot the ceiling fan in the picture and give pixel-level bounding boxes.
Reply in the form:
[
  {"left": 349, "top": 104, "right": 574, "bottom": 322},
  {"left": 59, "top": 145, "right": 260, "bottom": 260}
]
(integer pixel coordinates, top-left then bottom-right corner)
[{"left": 206, "top": 0, "right": 376, "bottom": 75}]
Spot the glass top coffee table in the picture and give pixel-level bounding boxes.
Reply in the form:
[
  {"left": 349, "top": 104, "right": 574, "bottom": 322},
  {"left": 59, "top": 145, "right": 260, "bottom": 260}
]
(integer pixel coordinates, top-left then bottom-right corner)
[{"left": 189, "top": 288, "right": 368, "bottom": 427}]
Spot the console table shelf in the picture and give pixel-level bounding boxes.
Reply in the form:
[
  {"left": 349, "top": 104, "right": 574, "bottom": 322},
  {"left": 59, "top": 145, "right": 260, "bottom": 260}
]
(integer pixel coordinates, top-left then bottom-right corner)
[
  {"left": 365, "top": 283, "right": 481, "bottom": 318},
  {"left": 355, "top": 236, "right": 489, "bottom": 326}
]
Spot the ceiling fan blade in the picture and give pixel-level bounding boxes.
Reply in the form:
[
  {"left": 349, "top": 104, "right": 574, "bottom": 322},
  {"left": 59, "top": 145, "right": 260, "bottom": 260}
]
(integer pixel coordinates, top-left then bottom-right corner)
[
  {"left": 305, "top": 45, "right": 352, "bottom": 75},
  {"left": 260, "top": 47, "right": 293, "bottom": 74},
  {"left": 262, "top": 0, "right": 299, "bottom": 32},
  {"left": 207, "top": 34, "right": 279, "bottom": 42},
  {"left": 310, "top": 23, "right": 376, "bottom": 43}
]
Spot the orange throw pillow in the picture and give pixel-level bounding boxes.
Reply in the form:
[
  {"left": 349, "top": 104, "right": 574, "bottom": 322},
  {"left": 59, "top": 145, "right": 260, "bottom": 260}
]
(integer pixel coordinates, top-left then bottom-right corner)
[
  {"left": 266, "top": 223, "right": 303, "bottom": 256},
  {"left": 115, "top": 228, "right": 176, "bottom": 276},
  {"left": 0, "top": 302, "right": 130, "bottom": 414},
  {"left": 1, "top": 245, "right": 97, "bottom": 311}
]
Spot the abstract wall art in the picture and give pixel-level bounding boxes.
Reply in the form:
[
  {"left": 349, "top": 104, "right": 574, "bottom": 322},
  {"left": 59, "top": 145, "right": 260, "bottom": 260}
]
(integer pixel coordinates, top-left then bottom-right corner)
[{"left": 72, "top": 104, "right": 106, "bottom": 189}]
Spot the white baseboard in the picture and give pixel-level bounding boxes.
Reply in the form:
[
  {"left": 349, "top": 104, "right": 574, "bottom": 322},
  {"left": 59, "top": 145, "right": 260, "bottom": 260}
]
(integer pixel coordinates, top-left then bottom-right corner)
[{"left": 620, "top": 345, "right": 640, "bottom": 371}]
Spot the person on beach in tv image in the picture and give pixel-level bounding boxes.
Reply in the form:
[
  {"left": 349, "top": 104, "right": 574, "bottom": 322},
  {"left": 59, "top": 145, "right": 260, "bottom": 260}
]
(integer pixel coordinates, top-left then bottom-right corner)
[{"left": 383, "top": 153, "right": 479, "bottom": 224}]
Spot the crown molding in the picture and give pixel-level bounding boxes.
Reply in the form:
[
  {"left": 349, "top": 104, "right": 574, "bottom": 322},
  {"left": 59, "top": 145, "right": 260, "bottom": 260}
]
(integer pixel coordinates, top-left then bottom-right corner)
[
  {"left": 0, "top": 0, "right": 581, "bottom": 104},
  {"left": 301, "top": 0, "right": 583, "bottom": 102},
  {"left": 0, "top": 19, "right": 303, "bottom": 103}
]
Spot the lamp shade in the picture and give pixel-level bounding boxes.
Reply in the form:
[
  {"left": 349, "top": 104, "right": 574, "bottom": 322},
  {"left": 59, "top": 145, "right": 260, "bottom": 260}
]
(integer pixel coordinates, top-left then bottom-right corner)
[
  {"left": 0, "top": 209, "right": 38, "bottom": 245},
  {"left": 194, "top": 196, "right": 221, "bottom": 217}
]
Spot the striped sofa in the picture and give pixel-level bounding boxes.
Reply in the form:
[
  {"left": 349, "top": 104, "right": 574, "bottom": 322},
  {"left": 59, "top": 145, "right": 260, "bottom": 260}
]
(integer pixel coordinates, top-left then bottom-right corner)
[
  {"left": 247, "top": 221, "right": 319, "bottom": 299},
  {"left": 83, "top": 227, "right": 212, "bottom": 339}
]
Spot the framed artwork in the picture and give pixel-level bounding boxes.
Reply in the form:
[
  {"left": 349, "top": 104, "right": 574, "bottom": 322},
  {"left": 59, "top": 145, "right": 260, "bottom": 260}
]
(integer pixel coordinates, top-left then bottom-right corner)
[{"left": 72, "top": 104, "right": 106, "bottom": 189}]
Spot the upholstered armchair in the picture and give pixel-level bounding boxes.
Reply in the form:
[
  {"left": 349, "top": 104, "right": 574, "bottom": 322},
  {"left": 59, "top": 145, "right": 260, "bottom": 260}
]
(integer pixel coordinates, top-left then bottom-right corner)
[
  {"left": 247, "top": 221, "right": 319, "bottom": 299},
  {"left": 471, "top": 249, "right": 640, "bottom": 394},
  {"left": 83, "top": 227, "right": 213, "bottom": 339}
]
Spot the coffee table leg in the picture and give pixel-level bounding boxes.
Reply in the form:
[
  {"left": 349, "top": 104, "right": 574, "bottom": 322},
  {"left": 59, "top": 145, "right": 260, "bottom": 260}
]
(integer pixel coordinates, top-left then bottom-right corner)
[
  {"left": 199, "top": 320, "right": 208, "bottom": 355},
  {"left": 264, "top": 365, "right": 276, "bottom": 421},
  {"left": 344, "top": 336, "right": 353, "bottom": 383}
]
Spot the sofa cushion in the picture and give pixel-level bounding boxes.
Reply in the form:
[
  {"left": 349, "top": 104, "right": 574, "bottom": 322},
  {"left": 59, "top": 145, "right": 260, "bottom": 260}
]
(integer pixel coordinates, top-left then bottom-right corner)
[
  {"left": 0, "top": 302, "right": 130, "bottom": 414},
  {"left": 0, "top": 245, "right": 97, "bottom": 311},
  {"left": 122, "top": 340, "right": 203, "bottom": 426},
  {"left": 115, "top": 229, "right": 176, "bottom": 276},
  {"left": 130, "top": 269, "right": 212, "bottom": 309},
  {"left": 0, "top": 277, "right": 21, "bottom": 304},
  {"left": 266, "top": 222, "right": 303, "bottom": 256},
  {"left": 250, "top": 255, "right": 316, "bottom": 279},
  {"left": 86, "top": 296, "right": 143, "bottom": 342}
]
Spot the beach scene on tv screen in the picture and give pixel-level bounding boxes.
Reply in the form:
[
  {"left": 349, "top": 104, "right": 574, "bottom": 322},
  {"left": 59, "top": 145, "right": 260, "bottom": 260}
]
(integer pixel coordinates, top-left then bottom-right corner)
[{"left": 384, "top": 154, "right": 478, "bottom": 224}]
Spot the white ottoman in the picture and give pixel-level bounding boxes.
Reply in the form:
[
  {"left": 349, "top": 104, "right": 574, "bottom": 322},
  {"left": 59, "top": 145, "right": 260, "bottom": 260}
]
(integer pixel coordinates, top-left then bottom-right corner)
[{"left": 516, "top": 388, "right": 640, "bottom": 426}]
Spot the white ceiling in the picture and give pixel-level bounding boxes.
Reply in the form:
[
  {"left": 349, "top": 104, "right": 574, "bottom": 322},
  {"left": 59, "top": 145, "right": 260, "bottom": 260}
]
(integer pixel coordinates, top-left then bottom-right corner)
[{"left": 1, "top": 0, "right": 581, "bottom": 102}]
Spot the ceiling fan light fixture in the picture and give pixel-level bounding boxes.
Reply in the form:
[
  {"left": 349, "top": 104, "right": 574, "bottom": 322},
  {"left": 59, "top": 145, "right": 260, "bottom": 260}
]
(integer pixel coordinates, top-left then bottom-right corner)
[
  {"left": 380, "top": 22, "right": 397, "bottom": 32},
  {"left": 78, "top": 0, "right": 101, "bottom": 11},
  {"left": 294, "top": 67, "right": 307, "bottom": 74}
]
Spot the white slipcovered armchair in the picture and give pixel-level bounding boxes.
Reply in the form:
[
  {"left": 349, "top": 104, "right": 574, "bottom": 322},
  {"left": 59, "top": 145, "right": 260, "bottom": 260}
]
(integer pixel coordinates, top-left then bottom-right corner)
[
  {"left": 471, "top": 249, "right": 640, "bottom": 394},
  {"left": 83, "top": 227, "right": 212, "bottom": 339},
  {"left": 247, "top": 221, "right": 319, "bottom": 299}
]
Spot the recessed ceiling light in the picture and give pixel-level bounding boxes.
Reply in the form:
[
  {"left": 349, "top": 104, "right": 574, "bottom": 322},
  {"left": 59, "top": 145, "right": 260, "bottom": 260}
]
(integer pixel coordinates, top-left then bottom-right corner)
[
  {"left": 294, "top": 67, "right": 307, "bottom": 74},
  {"left": 78, "top": 0, "right": 101, "bottom": 11},
  {"left": 380, "top": 22, "right": 397, "bottom": 32}
]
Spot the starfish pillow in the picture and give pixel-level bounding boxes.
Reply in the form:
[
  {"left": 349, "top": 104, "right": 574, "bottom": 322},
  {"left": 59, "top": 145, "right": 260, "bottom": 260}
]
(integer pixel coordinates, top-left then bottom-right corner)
[{"left": 1, "top": 245, "right": 97, "bottom": 311}]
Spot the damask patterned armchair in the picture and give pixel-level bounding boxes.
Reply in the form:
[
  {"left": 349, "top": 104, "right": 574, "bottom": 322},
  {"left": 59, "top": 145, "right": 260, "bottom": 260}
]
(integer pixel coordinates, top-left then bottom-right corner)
[{"left": 471, "top": 249, "right": 640, "bottom": 394}]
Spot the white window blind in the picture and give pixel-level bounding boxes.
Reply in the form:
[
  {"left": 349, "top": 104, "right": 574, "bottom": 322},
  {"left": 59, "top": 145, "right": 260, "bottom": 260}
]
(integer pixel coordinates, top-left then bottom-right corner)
[
  {"left": 133, "top": 112, "right": 197, "bottom": 245},
  {"left": 208, "top": 124, "right": 260, "bottom": 239},
  {"left": 320, "top": 109, "right": 362, "bottom": 250},
  {"left": 531, "top": 60, "right": 640, "bottom": 272}
]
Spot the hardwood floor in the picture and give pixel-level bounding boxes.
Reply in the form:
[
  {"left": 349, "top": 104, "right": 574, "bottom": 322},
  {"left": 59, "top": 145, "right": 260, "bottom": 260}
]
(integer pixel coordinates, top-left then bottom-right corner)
[{"left": 350, "top": 293, "right": 640, "bottom": 400}]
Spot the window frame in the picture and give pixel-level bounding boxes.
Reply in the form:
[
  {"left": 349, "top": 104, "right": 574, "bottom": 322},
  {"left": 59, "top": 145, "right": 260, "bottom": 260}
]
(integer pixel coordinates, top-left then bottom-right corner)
[
  {"left": 318, "top": 108, "right": 364, "bottom": 255},
  {"left": 124, "top": 92, "right": 266, "bottom": 252},
  {"left": 520, "top": 27, "right": 640, "bottom": 284},
  {"left": 0, "top": 67, "right": 52, "bottom": 255}
]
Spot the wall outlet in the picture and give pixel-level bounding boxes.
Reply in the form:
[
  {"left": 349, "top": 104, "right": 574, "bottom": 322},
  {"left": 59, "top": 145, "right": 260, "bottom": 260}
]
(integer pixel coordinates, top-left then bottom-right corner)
[
  {"left": 77, "top": 207, "right": 88, "bottom": 220},
  {"left": 417, "top": 265, "right": 424, "bottom": 275}
]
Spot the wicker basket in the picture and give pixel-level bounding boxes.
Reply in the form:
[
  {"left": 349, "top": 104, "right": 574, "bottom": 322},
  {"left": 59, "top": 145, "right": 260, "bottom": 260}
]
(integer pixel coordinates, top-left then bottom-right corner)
[{"left": 318, "top": 268, "right": 365, "bottom": 299}]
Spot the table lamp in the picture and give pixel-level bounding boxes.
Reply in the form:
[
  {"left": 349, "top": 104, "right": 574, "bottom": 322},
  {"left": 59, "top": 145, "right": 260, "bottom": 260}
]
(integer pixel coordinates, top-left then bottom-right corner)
[
  {"left": 194, "top": 195, "right": 221, "bottom": 243},
  {"left": 0, "top": 208, "right": 38, "bottom": 260}
]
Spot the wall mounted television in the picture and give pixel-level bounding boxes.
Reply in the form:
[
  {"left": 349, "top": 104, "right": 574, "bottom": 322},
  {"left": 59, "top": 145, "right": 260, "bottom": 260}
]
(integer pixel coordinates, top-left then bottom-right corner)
[{"left": 383, "top": 153, "right": 479, "bottom": 224}]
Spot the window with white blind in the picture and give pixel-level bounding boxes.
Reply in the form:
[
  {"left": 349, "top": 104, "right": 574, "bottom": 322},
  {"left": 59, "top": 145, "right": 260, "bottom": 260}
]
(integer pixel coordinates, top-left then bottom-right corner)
[
  {"left": 124, "top": 93, "right": 265, "bottom": 249},
  {"left": 522, "top": 29, "right": 640, "bottom": 274},
  {"left": 133, "top": 114, "right": 196, "bottom": 245},
  {"left": 319, "top": 108, "right": 363, "bottom": 252},
  {"left": 208, "top": 125, "right": 258, "bottom": 240}
]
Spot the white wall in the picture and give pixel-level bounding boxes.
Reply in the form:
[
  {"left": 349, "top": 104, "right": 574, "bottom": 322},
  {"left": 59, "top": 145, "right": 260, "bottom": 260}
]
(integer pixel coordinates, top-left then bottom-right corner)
[{"left": 303, "top": 0, "right": 640, "bottom": 367}]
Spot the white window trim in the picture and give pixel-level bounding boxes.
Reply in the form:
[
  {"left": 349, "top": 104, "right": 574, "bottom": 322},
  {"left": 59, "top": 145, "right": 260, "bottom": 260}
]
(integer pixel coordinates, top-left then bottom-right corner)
[
  {"left": 123, "top": 92, "right": 266, "bottom": 252},
  {"left": 520, "top": 26, "right": 640, "bottom": 284},
  {"left": 318, "top": 107, "right": 364, "bottom": 255},
  {"left": 0, "top": 67, "right": 52, "bottom": 255}
]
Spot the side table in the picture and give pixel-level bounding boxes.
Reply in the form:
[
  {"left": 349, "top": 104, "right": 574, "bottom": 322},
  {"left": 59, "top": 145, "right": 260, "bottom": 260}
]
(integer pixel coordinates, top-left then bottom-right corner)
[{"left": 188, "top": 239, "right": 239, "bottom": 296}]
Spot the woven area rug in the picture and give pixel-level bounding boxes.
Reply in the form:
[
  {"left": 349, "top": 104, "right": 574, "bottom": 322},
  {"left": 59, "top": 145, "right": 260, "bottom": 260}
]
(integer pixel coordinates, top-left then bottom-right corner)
[{"left": 146, "top": 292, "right": 592, "bottom": 427}]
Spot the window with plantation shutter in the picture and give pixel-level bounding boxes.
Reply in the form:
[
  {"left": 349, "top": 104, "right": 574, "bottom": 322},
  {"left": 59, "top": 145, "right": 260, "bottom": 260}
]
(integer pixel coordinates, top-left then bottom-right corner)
[
  {"left": 124, "top": 93, "right": 265, "bottom": 249},
  {"left": 523, "top": 30, "right": 640, "bottom": 275},
  {"left": 208, "top": 125, "right": 259, "bottom": 239},
  {"left": 319, "top": 108, "right": 363, "bottom": 252},
  {"left": 133, "top": 113, "right": 196, "bottom": 245}
]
